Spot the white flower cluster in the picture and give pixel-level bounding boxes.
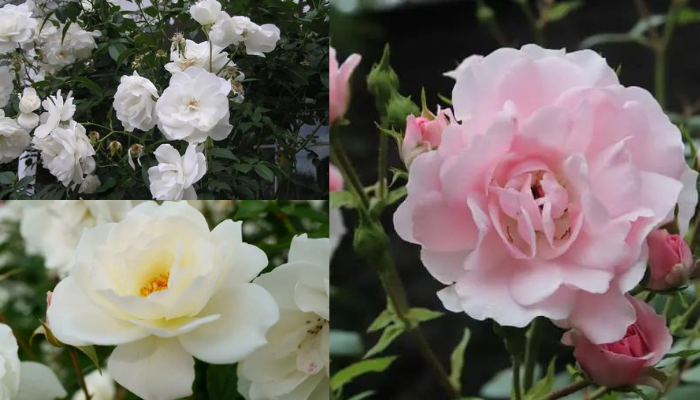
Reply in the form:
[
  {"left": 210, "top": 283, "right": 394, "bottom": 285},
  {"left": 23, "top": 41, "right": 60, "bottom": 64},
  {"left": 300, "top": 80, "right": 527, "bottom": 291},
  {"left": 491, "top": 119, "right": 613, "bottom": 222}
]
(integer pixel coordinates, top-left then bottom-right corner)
[
  {"left": 35, "top": 22, "right": 100, "bottom": 75},
  {"left": 31, "top": 91, "right": 97, "bottom": 188}
]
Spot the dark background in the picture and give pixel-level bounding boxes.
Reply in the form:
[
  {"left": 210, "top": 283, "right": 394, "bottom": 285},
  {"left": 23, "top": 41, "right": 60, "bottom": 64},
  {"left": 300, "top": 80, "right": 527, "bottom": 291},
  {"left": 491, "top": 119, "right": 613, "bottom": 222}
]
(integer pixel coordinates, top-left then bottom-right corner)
[{"left": 330, "top": 0, "right": 700, "bottom": 399}]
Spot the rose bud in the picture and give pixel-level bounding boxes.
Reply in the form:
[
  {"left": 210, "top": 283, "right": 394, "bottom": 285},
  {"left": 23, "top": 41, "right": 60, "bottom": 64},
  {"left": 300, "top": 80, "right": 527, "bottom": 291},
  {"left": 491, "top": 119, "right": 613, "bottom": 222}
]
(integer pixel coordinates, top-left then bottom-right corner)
[
  {"left": 646, "top": 229, "right": 695, "bottom": 290},
  {"left": 400, "top": 108, "right": 452, "bottom": 168},
  {"left": 562, "top": 296, "right": 672, "bottom": 389},
  {"left": 330, "top": 46, "right": 361, "bottom": 126}
]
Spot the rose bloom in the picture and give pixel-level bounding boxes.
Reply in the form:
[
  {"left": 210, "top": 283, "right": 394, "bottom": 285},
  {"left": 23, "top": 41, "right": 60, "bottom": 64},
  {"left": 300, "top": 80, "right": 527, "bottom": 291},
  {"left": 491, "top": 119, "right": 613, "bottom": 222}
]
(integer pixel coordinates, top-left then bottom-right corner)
[
  {"left": 0, "top": 114, "right": 30, "bottom": 164},
  {"left": 563, "top": 296, "right": 672, "bottom": 388},
  {"left": 189, "top": 0, "right": 221, "bottom": 26},
  {"left": 156, "top": 66, "right": 233, "bottom": 143},
  {"left": 32, "top": 121, "right": 96, "bottom": 187},
  {"left": 48, "top": 202, "right": 280, "bottom": 400},
  {"left": 0, "top": 323, "right": 67, "bottom": 400},
  {"left": 17, "top": 87, "right": 41, "bottom": 130},
  {"left": 401, "top": 108, "right": 452, "bottom": 168},
  {"left": 148, "top": 144, "right": 207, "bottom": 200},
  {"left": 0, "top": 3, "right": 37, "bottom": 54},
  {"left": 0, "top": 66, "right": 13, "bottom": 108},
  {"left": 238, "top": 235, "right": 330, "bottom": 400},
  {"left": 646, "top": 229, "right": 696, "bottom": 290},
  {"left": 210, "top": 14, "right": 280, "bottom": 57},
  {"left": 164, "top": 40, "right": 229, "bottom": 74},
  {"left": 20, "top": 200, "right": 134, "bottom": 276},
  {"left": 114, "top": 72, "right": 160, "bottom": 132},
  {"left": 329, "top": 47, "right": 361, "bottom": 126},
  {"left": 329, "top": 163, "right": 346, "bottom": 256},
  {"left": 394, "top": 45, "right": 698, "bottom": 343},
  {"left": 72, "top": 369, "right": 116, "bottom": 400}
]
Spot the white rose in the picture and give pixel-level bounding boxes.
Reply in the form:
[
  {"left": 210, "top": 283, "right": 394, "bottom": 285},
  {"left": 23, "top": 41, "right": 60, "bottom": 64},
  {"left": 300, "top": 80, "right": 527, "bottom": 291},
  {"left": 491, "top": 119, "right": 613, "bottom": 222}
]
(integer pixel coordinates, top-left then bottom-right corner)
[
  {"left": 164, "top": 39, "right": 229, "bottom": 74},
  {"left": 189, "top": 0, "right": 222, "bottom": 26},
  {"left": 35, "top": 90, "right": 76, "bottom": 139},
  {"left": 0, "top": 4, "right": 37, "bottom": 54},
  {"left": 66, "top": 24, "right": 99, "bottom": 59},
  {"left": 211, "top": 14, "right": 280, "bottom": 57},
  {"left": 156, "top": 66, "right": 233, "bottom": 143},
  {"left": 18, "top": 88, "right": 41, "bottom": 113},
  {"left": 148, "top": 144, "right": 206, "bottom": 200},
  {"left": 78, "top": 174, "right": 100, "bottom": 194},
  {"left": 20, "top": 201, "right": 134, "bottom": 276},
  {"left": 47, "top": 202, "right": 280, "bottom": 400},
  {"left": 0, "top": 323, "right": 67, "bottom": 400},
  {"left": 114, "top": 72, "right": 159, "bottom": 132},
  {"left": 17, "top": 112, "right": 40, "bottom": 130},
  {"left": 72, "top": 369, "right": 115, "bottom": 400},
  {"left": 0, "top": 117, "right": 30, "bottom": 163},
  {"left": 33, "top": 120, "right": 95, "bottom": 186},
  {"left": 239, "top": 235, "right": 330, "bottom": 400},
  {"left": 0, "top": 66, "right": 13, "bottom": 108}
]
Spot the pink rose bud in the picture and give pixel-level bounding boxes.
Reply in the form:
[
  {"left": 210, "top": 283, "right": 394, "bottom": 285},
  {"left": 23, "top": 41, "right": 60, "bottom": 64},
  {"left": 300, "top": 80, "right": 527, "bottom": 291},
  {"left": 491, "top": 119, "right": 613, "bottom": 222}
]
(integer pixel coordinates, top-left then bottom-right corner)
[
  {"left": 330, "top": 163, "right": 344, "bottom": 193},
  {"left": 562, "top": 296, "right": 672, "bottom": 389},
  {"left": 400, "top": 108, "right": 452, "bottom": 168},
  {"left": 46, "top": 291, "right": 53, "bottom": 327},
  {"left": 646, "top": 229, "right": 694, "bottom": 290},
  {"left": 330, "top": 46, "right": 361, "bottom": 126}
]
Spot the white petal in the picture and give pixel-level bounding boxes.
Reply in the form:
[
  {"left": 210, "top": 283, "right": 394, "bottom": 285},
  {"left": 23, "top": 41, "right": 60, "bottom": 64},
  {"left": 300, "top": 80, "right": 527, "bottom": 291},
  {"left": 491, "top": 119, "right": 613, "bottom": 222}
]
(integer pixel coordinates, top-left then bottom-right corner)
[
  {"left": 212, "top": 220, "right": 269, "bottom": 287},
  {"left": 108, "top": 337, "right": 195, "bottom": 400},
  {"left": 47, "top": 277, "right": 150, "bottom": 346},
  {"left": 288, "top": 235, "right": 330, "bottom": 266},
  {"left": 255, "top": 262, "right": 326, "bottom": 313},
  {"left": 13, "top": 362, "right": 67, "bottom": 400},
  {"left": 179, "top": 283, "right": 279, "bottom": 364}
]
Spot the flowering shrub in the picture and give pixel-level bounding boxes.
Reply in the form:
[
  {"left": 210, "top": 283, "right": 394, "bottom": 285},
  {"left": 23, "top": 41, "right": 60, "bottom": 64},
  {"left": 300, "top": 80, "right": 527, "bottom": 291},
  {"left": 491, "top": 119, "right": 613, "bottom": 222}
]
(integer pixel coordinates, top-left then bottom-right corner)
[
  {"left": 0, "top": 200, "right": 330, "bottom": 399},
  {"left": 0, "top": 0, "right": 330, "bottom": 199},
  {"left": 330, "top": 1, "right": 700, "bottom": 399}
]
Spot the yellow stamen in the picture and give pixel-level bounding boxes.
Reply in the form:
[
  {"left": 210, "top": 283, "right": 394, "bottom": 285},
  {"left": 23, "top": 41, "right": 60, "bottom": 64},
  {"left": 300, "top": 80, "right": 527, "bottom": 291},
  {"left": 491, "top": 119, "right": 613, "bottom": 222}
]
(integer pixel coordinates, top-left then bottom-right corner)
[{"left": 140, "top": 272, "right": 170, "bottom": 297}]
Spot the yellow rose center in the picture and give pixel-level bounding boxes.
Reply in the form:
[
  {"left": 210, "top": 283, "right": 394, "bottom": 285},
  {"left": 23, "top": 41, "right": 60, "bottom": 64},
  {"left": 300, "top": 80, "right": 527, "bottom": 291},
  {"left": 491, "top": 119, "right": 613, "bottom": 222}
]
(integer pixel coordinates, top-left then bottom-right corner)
[{"left": 140, "top": 272, "right": 170, "bottom": 297}]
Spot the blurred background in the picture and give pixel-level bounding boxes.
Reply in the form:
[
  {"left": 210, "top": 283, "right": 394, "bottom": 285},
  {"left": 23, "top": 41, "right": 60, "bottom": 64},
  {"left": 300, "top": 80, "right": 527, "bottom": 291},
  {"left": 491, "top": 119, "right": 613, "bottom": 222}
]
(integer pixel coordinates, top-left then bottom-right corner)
[{"left": 331, "top": 0, "right": 700, "bottom": 399}]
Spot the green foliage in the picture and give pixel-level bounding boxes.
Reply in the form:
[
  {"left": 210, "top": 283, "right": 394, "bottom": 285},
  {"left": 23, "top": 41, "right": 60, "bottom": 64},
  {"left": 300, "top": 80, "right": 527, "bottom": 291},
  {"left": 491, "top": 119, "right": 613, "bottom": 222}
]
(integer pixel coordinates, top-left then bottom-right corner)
[
  {"left": 330, "top": 356, "right": 398, "bottom": 392},
  {"left": 524, "top": 358, "right": 556, "bottom": 400},
  {"left": 449, "top": 328, "right": 471, "bottom": 394}
]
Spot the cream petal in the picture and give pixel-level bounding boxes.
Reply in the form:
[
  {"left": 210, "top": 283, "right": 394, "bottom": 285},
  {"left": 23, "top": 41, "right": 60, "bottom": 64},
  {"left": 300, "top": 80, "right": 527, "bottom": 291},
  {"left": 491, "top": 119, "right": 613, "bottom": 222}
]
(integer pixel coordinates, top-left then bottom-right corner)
[
  {"left": 288, "top": 235, "right": 329, "bottom": 266},
  {"left": 212, "top": 220, "right": 269, "bottom": 287},
  {"left": 13, "top": 362, "right": 67, "bottom": 400},
  {"left": 129, "top": 315, "right": 220, "bottom": 338},
  {"left": 179, "top": 283, "right": 279, "bottom": 364},
  {"left": 48, "top": 277, "right": 149, "bottom": 346},
  {"left": 108, "top": 337, "right": 195, "bottom": 400}
]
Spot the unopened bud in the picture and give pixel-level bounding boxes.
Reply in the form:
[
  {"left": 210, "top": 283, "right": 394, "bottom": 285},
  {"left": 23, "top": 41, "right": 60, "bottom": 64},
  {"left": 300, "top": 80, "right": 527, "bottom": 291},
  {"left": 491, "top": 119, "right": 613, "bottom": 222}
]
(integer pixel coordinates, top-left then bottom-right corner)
[
  {"left": 367, "top": 44, "right": 400, "bottom": 111},
  {"left": 109, "top": 141, "right": 122, "bottom": 156},
  {"left": 386, "top": 93, "right": 420, "bottom": 131},
  {"left": 88, "top": 131, "right": 99, "bottom": 143}
]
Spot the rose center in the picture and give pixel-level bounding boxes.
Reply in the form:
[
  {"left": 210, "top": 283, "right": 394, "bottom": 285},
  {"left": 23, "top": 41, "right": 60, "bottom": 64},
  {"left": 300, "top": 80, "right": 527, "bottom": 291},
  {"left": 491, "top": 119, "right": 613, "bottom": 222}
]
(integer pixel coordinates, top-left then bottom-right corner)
[
  {"left": 187, "top": 98, "right": 200, "bottom": 111},
  {"left": 140, "top": 272, "right": 170, "bottom": 297}
]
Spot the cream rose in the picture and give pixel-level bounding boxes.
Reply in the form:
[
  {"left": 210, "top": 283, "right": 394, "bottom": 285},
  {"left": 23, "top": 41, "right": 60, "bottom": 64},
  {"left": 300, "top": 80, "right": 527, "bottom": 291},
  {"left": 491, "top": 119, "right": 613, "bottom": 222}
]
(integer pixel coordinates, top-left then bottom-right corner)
[
  {"left": 239, "top": 235, "right": 329, "bottom": 400},
  {"left": 114, "top": 71, "right": 159, "bottom": 132},
  {"left": 48, "top": 202, "right": 280, "bottom": 400}
]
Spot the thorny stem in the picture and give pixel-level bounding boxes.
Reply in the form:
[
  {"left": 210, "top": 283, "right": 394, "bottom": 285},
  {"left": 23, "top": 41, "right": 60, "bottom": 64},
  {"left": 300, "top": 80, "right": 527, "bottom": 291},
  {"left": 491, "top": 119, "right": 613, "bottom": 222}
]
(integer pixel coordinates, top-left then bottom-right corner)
[
  {"left": 69, "top": 348, "right": 91, "bottom": 400},
  {"left": 377, "top": 129, "right": 389, "bottom": 200},
  {"left": 330, "top": 133, "right": 371, "bottom": 212},
  {"left": 653, "top": 0, "right": 685, "bottom": 109}
]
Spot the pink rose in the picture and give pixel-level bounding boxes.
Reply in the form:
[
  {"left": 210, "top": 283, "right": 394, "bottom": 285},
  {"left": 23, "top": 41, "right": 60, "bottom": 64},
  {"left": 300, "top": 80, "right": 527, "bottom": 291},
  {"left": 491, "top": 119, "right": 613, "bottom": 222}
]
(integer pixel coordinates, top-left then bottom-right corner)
[
  {"left": 401, "top": 108, "right": 452, "bottom": 168},
  {"left": 646, "top": 229, "right": 695, "bottom": 290},
  {"left": 394, "top": 45, "right": 698, "bottom": 343},
  {"left": 330, "top": 163, "right": 343, "bottom": 193},
  {"left": 330, "top": 46, "right": 361, "bottom": 126},
  {"left": 562, "top": 296, "right": 672, "bottom": 388}
]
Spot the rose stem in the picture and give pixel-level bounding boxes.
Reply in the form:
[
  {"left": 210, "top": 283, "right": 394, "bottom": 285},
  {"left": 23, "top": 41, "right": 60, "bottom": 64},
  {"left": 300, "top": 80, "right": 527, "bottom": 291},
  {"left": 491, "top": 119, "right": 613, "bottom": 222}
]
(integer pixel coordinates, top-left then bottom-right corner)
[{"left": 69, "top": 348, "right": 91, "bottom": 400}]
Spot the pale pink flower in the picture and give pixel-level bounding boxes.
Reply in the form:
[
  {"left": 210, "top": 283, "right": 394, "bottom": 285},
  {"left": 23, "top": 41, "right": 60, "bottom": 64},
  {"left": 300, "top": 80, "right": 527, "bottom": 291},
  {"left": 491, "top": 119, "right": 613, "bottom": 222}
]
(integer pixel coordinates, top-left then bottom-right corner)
[
  {"left": 401, "top": 108, "right": 452, "bottom": 168},
  {"left": 330, "top": 47, "right": 361, "bottom": 126},
  {"left": 329, "top": 163, "right": 343, "bottom": 192},
  {"left": 562, "top": 296, "right": 672, "bottom": 388},
  {"left": 646, "top": 229, "right": 695, "bottom": 290},
  {"left": 394, "top": 45, "right": 698, "bottom": 344}
]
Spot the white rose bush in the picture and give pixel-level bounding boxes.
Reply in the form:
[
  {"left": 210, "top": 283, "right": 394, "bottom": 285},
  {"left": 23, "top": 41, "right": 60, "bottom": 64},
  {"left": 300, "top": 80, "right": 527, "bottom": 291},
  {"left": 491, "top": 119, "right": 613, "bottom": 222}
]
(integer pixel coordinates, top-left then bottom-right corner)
[
  {"left": 0, "top": 0, "right": 330, "bottom": 199},
  {"left": 0, "top": 200, "right": 330, "bottom": 400}
]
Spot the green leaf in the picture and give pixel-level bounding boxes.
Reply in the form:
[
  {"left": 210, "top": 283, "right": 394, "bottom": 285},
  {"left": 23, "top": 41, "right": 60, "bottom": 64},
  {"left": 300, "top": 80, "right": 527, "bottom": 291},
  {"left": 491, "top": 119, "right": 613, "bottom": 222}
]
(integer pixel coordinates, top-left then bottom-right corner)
[
  {"left": 330, "top": 190, "right": 356, "bottom": 209},
  {"left": 69, "top": 77, "right": 103, "bottom": 95},
  {"left": 233, "top": 163, "right": 252, "bottom": 173},
  {"left": 108, "top": 43, "right": 127, "bottom": 62},
  {"left": 347, "top": 391, "right": 375, "bottom": 400},
  {"left": 330, "top": 356, "right": 398, "bottom": 391},
  {"left": 677, "top": 8, "right": 700, "bottom": 26},
  {"left": 364, "top": 325, "right": 402, "bottom": 359},
  {"left": 543, "top": 1, "right": 582, "bottom": 23},
  {"left": 524, "top": 358, "right": 556, "bottom": 400},
  {"left": 209, "top": 181, "right": 233, "bottom": 192},
  {"left": 406, "top": 307, "right": 443, "bottom": 324},
  {"left": 76, "top": 345, "right": 102, "bottom": 374},
  {"left": 254, "top": 164, "right": 275, "bottom": 181},
  {"left": 663, "top": 349, "right": 700, "bottom": 359},
  {"left": 235, "top": 201, "right": 269, "bottom": 219},
  {"left": 580, "top": 33, "right": 643, "bottom": 49},
  {"left": 0, "top": 171, "right": 15, "bottom": 185},
  {"left": 207, "top": 364, "right": 241, "bottom": 400},
  {"left": 367, "top": 309, "right": 395, "bottom": 333},
  {"left": 385, "top": 186, "right": 408, "bottom": 207},
  {"left": 209, "top": 147, "right": 238, "bottom": 160},
  {"left": 449, "top": 328, "right": 471, "bottom": 393}
]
